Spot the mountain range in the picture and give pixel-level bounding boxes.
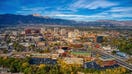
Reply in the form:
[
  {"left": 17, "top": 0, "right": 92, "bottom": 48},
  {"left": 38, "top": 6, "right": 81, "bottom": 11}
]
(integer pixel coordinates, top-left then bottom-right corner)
[{"left": 0, "top": 14, "right": 132, "bottom": 27}]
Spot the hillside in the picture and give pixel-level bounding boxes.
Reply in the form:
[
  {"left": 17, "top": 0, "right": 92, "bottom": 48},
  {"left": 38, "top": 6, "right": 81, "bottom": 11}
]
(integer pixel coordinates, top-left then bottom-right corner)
[{"left": 0, "top": 14, "right": 132, "bottom": 27}]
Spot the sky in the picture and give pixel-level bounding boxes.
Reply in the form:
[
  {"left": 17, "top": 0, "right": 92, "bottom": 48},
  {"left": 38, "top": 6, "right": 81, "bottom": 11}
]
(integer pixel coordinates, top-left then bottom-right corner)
[{"left": 0, "top": 0, "right": 132, "bottom": 21}]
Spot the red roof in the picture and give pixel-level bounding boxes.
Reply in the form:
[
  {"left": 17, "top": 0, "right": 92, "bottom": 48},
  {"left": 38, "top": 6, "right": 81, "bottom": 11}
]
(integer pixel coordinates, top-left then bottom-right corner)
[{"left": 103, "top": 60, "right": 117, "bottom": 66}]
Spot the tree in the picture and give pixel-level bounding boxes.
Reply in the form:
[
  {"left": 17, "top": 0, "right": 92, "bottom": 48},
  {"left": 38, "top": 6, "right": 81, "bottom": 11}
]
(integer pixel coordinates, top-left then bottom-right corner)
[
  {"left": 112, "top": 51, "right": 116, "bottom": 55},
  {"left": 24, "top": 67, "right": 32, "bottom": 74},
  {"left": 13, "top": 42, "right": 25, "bottom": 52},
  {"left": 39, "top": 64, "right": 45, "bottom": 69},
  {"left": 28, "top": 45, "right": 35, "bottom": 51},
  {"left": 22, "top": 62, "right": 29, "bottom": 68}
]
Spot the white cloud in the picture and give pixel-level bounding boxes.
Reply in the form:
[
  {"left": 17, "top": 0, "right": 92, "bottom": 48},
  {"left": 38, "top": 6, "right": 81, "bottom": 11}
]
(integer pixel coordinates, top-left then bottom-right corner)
[
  {"left": 21, "top": 7, "right": 49, "bottom": 11},
  {"left": 111, "top": 12, "right": 132, "bottom": 17},
  {"left": 70, "top": 0, "right": 118, "bottom": 9},
  {"left": 16, "top": 3, "right": 132, "bottom": 21},
  {"left": 104, "top": 7, "right": 132, "bottom": 18},
  {"left": 56, "top": 7, "right": 77, "bottom": 12},
  {"left": 47, "top": 13, "right": 108, "bottom": 21},
  {"left": 16, "top": 6, "right": 50, "bottom": 15},
  {"left": 109, "top": 7, "right": 132, "bottom": 12},
  {"left": 47, "top": 9, "right": 132, "bottom": 21},
  {"left": 51, "top": 14, "right": 105, "bottom": 18}
]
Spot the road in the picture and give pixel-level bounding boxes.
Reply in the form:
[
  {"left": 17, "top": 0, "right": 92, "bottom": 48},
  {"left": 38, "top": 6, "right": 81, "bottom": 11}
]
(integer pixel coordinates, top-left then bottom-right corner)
[{"left": 90, "top": 49, "right": 132, "bottom": 71}]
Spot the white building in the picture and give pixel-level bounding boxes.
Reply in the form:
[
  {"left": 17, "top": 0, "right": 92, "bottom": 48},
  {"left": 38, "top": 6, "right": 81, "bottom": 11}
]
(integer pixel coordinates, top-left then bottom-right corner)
[
  {"left": 60, "top": 29, "right": 66, "bottom": 35},
  {"left": 40, "top": 28, "right": 46, "bottom": 33},
  {"left": 63, "top": 57, "right": 83, "bottom": 65},
  {"left": 54, "top": 28, "right": 59, "bottom": 33}
]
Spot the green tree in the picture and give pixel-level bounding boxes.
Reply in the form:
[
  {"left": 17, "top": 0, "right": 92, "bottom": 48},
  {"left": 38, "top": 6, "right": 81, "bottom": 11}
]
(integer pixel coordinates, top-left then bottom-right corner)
[{"left": 24, "top": 67, "right": 32, "bottom": 74}]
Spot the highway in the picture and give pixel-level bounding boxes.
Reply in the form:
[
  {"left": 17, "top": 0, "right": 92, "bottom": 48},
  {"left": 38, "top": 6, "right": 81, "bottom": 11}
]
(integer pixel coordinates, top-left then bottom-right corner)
[{"left": 91, "top": 49, "right": 132, "bottom": 71}]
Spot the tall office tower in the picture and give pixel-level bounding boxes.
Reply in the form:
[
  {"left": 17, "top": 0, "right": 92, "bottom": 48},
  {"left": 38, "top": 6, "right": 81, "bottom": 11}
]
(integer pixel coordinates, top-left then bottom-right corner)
[{"left": 54, "top": 28, "right": 59, "bottom": 33}]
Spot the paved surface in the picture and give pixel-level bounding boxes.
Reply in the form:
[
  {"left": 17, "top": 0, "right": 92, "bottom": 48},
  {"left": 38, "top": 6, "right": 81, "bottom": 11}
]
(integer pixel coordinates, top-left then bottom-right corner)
[{"left": 91, "top": 49, "right": 132, "bottom": 71}]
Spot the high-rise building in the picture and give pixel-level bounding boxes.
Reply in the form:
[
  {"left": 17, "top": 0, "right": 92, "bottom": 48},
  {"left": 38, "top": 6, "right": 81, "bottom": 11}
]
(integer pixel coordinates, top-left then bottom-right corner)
[
  {"left": 68, "top": 32, "right": 74, "bottom": 38},
  {"left": 60, "top": 29, "right": 66, "bottom": 35},
  {"left": 96, "top": 36, "right": 103, "bottom": 43},
  {"left": 25, "top": 29, "right": 31, "bottom": 34},
  {"left": 40, "top": 28, "right": 46, "bottom": 33},
  {"left": 54, "top": 28, "right": 59, "bottom": 33},
  {"left": 25, "top": 28, "right": 40, "bottom": 34}
]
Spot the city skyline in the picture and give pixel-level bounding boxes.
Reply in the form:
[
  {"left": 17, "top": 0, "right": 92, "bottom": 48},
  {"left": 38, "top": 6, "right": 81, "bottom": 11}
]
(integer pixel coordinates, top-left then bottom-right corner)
[{"left": 0, "top": 0, "right": 132, "bottom": 21}]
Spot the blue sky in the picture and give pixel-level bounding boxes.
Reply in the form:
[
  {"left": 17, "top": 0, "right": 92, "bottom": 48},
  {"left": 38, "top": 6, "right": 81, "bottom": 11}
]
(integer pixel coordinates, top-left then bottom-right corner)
[{"left": 0, "top": 0, "right": 132, "bottom": 21}]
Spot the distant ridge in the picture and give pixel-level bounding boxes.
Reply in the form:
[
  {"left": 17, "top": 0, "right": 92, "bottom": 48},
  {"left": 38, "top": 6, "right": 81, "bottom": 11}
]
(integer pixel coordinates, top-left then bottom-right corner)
[
  {"left": 0, "top": 14, "right": 76, "bottom": 26},
  {"left": 0, "top": 14, "right": 132, "bottom": 27}
]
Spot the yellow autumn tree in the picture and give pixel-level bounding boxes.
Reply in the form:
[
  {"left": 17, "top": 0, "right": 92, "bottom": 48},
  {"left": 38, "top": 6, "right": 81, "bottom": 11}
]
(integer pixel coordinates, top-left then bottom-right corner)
[
  {"left": 22, "top": 62, "right": 29, "bottom": 68},
  {"left": 121, "top": 67, "right": 126, "bottom": 73},
  {"left": 39, "top": 64, "right": 45, "bottom": 69}
]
